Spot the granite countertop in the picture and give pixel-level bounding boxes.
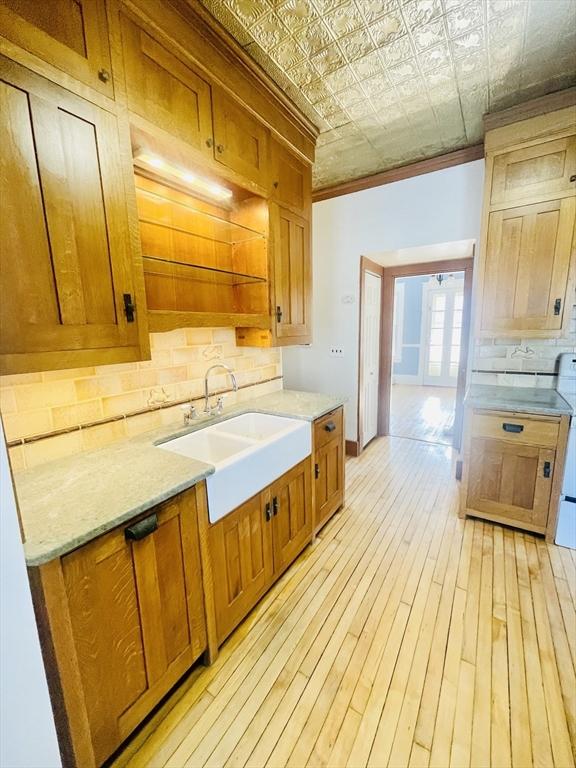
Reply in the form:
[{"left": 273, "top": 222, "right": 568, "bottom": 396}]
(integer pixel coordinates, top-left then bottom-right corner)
[
  {"left": 464, "top": 384, "right": 573, "bottom": 417},
  {"left": 15, "top": 390, "right": 346, "bottom": 566}
]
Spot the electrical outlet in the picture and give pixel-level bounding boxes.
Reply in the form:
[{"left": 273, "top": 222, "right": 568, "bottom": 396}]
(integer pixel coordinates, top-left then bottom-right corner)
[{"left": 329, "top": 347, "right": 344, "bottom": 358}]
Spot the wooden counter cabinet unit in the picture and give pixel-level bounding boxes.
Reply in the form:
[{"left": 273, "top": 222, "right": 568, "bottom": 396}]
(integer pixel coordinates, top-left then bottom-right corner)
[
  {"left": 29, "top": 484, "right": 208, "bottom": 768},
  {"left": 313, "top": 407, "right": 345, "bottom": 533},
  {"left": 208, "top": 457, "right": 313, "bottom": 645},
  {"left": 459, "top": 407, "right": 570, "bottom": 541}
]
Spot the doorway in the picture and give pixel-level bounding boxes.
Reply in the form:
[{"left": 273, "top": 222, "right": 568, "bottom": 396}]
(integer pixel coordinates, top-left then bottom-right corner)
[
  {"left": 390, "top": 272, "right": 464, "bottom": 446},
  {"left": 357, "top": 251, "right": 473, "bottom": 453}
]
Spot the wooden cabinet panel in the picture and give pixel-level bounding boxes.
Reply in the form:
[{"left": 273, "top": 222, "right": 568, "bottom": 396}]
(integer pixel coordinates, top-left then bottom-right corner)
[
  {"left": 0, "top": 56, "right": 147, "bottom": 373},
  {"left": 209, "top": 492, "right": 273, "bottom": 643},
  {"left": 271, "top": 139, "right": 311, "bottom": 214},
  {"left": 314, "top": 407, "right": 344, "bottom": 451},
  {"left": 119, "top": 12, "right": 214, "bottom": 157},
  {"left": 212, "top": 87, "right": 269, "bottom": 186},
  {"left": 491, "top": 136, "right": 576, "bottom": 207},
  {"left": 0, "top": 0, "right": 112, "bottom": 94},
  {"left": 466, "top": 437, "right": 554, "bottom": 529},
  {"left": 479, "top": 197, "right": 575, "bottom": 334},
  {"left": 271, "top": 458, "right": 313, "bottom": 575},
  {"left": 60, "top": 490, "right": 206, "bottom": 765},
  {"left": 315, "top": 437, "right": 344, "bottom": 531},
  {"left": 272, "top": 205, "right": 312, "bottom": 343}
]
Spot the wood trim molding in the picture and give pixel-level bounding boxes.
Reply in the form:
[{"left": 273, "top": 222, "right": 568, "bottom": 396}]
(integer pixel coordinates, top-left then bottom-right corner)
[
  {"left": 377, "top": 257, "right": 474, "bottom": 446},
  {"left": 312, "top": 144, "right": 484, "bottom": 202},
  {"left": 345, "top": 440, "right": 359, "bottom": 457},
  {"left": 483, "top": 87, "right": 576, "bottom": 133},
  {"left": 357, "top": 256, "right": 384, "bottom": 452}
]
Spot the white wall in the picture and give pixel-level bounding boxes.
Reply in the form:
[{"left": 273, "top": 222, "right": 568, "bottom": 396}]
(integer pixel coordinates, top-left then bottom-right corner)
[
  {"left": 282, "top": 159, "right": 485, "bottom": 441},
  {"left": 0, "top": 422, "right": 61, "bottom": 768}
]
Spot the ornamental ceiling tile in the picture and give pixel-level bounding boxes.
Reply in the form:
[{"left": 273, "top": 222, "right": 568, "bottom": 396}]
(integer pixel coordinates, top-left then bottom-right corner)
[{"left": 197, "top": 0, "right": 576, "bottom": 188}]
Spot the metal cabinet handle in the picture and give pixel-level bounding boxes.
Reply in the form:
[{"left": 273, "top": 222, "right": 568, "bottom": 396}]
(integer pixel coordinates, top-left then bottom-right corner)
[
  {"left": 554, "top": 298, "right": 562, "bottom": 316},
  {"left": 125, "top": 513, "right": 158, "bottom": 541},
  {"left": 206, "top": 137, "right": 214, "bottom": 148},
  {"left": 324, "top": 421, "right": 336, "bottom": 432},
  {"left": 502, "top": 422, "right": 523, "bottom": 433},
  {"left": 123, "top": 293, "right": 136, "bottom": 322},
  {"left": 570, "top": 174, "right": 576, "bottom": 183},
  {"left": 276, "top": 306, "right": 283, "bottom": 323},
  {"left": 216, "top": 144, "right": 224, "bottom": 154},
  {"left": 543, "top": 461, "right": 552, "bottom": 478},
  {"left": 98, "top": 68, "right": 111, "bottom": 83},
  {"left": 272, "top": 496, "right": 279, "bottom": 516},
  {"left": 315, "top": 463, "right": 320, "bottom": 479},
  {"left": 265, "top": 502, "right": 272, "bottom": 522}
]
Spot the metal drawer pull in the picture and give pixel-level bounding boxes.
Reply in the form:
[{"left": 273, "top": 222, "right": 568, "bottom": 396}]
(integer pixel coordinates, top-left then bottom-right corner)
[
  {"left": 502, "top": 423, "right": 524, "bottom": 433},
  {"left": 272, "top": 496, "right": 279, "bottom": 516},
  {"left": 265, "top": 502, "right": 272, "bottom": 522},
  {"left": 125, "top": 513, "right": 158, "bottom": 541},
  {"left": 543, "top": 461, "right": 552, "bottom": 478},
  {"left": 324, "top": 421, "right": 336, "bottom": 432}
]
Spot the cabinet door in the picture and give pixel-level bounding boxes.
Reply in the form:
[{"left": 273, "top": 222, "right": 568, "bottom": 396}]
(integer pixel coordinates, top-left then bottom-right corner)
[
  {"left": 315, "top": 437, "right": 344, "bottom": 531},
  {"left": 466, "top": 437, "right": 554, "bottom": 529},
  {"left": 271, "top": 458, "right": 313, "bottom": 575},
  {"left": 272, "top": 205, "right": 312, "bottom": 344},
  {"left": 209, "top": 492, "right": 273, "bottom": 643},
  {"left": 491, "top": 136, "right": 576, "bottom": 207},
  {"left": 0, "top": 56, "right": 146, "bottom": 374},
  {"left": 212, "top": 87, "right": 269, "bottom": 186},
  {"left": 479, "top": 197, "right": 575, "bottom": 334},
  {"left": 119, "top": 12, "right": 213, "bottom": 157},
  {"left": 271, "top": 139, "right": 311, "bottom": 215},
  {"left": 61, "top": 491, "right": 206, "bottom": 765},
  {"left": 0, "top": 0, "right": 112, "bottom": 94}
]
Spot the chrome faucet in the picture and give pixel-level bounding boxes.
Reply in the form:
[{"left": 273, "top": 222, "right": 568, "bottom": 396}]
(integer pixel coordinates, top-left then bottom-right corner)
[{"left": 204, "top": 364, "right": 238, "bottom": 415}]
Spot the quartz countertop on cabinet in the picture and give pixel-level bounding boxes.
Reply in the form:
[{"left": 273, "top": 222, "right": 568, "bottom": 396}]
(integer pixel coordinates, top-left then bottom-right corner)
[
  {"left": 464, "top": 384, "right": 572, "bottom": 417},
  {"left": 15, "top": 390, "right": 346, "bottom": 566}
]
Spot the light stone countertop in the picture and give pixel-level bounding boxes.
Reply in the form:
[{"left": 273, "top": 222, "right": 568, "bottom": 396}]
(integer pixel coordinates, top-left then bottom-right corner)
[
  {"left": 16, "top": 390, "right": 346, "bottom": 566},
  {"left": 464, "top": 384, "right": 572, "bottom": 417}
]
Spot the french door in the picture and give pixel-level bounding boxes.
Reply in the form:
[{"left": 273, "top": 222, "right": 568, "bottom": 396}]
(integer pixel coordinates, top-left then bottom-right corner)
[{"left": 422, "top": 282, "right": 464, "bottom": 387}]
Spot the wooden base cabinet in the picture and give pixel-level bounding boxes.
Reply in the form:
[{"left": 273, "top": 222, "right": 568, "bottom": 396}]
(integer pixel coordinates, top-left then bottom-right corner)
[
  {"left": 460, "top": 408, "right": 570, "bottom": 540},
  {"left": 30, "top": 486, "right": 207, "bottom": 768},
  {"left": 209, "top": 457, "right": 312, "bottom": 645},
  {"left": 314, "top": 407, "right": 345, "bottom": 533}
]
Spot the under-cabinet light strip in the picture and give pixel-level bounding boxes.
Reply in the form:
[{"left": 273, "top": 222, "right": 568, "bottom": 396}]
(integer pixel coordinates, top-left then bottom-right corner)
[{"left": 134, "top": 152, "right": 233, "bottom": 201}]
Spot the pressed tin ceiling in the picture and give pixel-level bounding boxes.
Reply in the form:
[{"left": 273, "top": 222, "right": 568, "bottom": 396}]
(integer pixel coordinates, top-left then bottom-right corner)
[{"left": 197, "top": 0, "right": 576, "bottom": 189}]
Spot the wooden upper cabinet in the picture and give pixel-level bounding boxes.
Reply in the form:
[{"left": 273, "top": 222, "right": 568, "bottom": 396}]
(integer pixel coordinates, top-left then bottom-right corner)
[
  {"left": 466, "top": 436, "right": 555, "bottom": 529},
  {"left": 271, "top": 139, "right": 311, "bottom": 215},
  {"left": 270, "top": 458, "right": 312, "bottom": 575},
  {"left": 119, "top": 12, "right": 213, "bottom": 157},
  {"left": 272, "top": 205, "right": 312, "bottom": 344},
  {"left": 209, "top": 492, "right": 273, "bottom": 643},
  {"left": 60, "top": 490, "right": 206, "bottom": 765},
  {"left": 0, "top": 0, "right": 113, "bottom": 94},
  {"left": 212, "top": 87, "right": 269, "bottom": 187},
  {"left": 490, "top": 136, "right": 576, "bottom": 208},
  {"left": 479, "top": 196, "right": 575, "bottom": 335},
  {"left": 0, "top": 56, "right": 147, "bottom": 374}
]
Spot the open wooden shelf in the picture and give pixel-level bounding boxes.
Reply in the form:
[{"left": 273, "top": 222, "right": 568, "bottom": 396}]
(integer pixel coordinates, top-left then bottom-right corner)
[
  {"left": 147, "top": 310, "right": 271, "bottom": 333},
  {"left": 143, "top": 255, "right": 266, "bottom": 285}
]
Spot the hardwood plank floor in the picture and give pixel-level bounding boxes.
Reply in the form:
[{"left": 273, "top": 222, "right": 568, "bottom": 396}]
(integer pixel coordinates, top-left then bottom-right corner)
[
  {"left": 390, "top": 385, "right": 456, "bottom": 446},
  {"left": 113, "top": 436, "right": 576, "bottom": 768}
]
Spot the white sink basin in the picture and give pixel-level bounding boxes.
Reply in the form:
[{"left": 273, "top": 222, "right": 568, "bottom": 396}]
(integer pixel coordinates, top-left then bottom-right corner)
[{"left": 157, "top": 412, "right": 311, "bottom": 523}]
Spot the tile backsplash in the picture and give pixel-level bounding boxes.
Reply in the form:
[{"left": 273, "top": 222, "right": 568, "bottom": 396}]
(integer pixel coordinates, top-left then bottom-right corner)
[
  {"left": 470, "top": 294, "right": 576, "bottom": 388},
  {"left": 0, "top": 328, "right": 282, "bottom": 470}
]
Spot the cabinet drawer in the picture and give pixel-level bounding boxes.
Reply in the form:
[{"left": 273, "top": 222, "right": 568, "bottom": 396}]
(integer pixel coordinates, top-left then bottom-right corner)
[
  {"left": 471, "top": 411, "right": 559, "bottom": 448},
  {"left": 314, "top": 407, "right": 343, "bottom": 450}
]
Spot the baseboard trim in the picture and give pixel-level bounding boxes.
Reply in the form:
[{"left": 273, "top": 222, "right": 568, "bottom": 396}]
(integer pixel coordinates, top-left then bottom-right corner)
[{"left": 345, "top": 440, "right": 360, "bottom": 457}]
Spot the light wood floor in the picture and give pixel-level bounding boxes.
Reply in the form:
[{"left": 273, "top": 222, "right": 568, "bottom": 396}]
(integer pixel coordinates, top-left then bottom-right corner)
[
  {"left": 114, "top": 437, "right": 576, "bottom": 768},
  {"left": 390, "top": 385, "right": 456, "bottom": 446}
]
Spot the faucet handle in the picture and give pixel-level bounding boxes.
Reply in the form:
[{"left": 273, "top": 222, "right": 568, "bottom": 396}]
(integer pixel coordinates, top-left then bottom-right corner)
[{"left": 216, "top": 395, "right": 225, "bottom": 413}]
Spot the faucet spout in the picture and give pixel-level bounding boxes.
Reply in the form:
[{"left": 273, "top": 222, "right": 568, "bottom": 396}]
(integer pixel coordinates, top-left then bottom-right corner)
[{"left": 204, "top": 363, "right": 238, "bottom": 414}]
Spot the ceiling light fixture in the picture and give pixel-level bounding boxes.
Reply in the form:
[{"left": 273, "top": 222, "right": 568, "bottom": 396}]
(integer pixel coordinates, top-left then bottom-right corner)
[{"left": 133, "top": 152, "right": 233, "bottom": 201}]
